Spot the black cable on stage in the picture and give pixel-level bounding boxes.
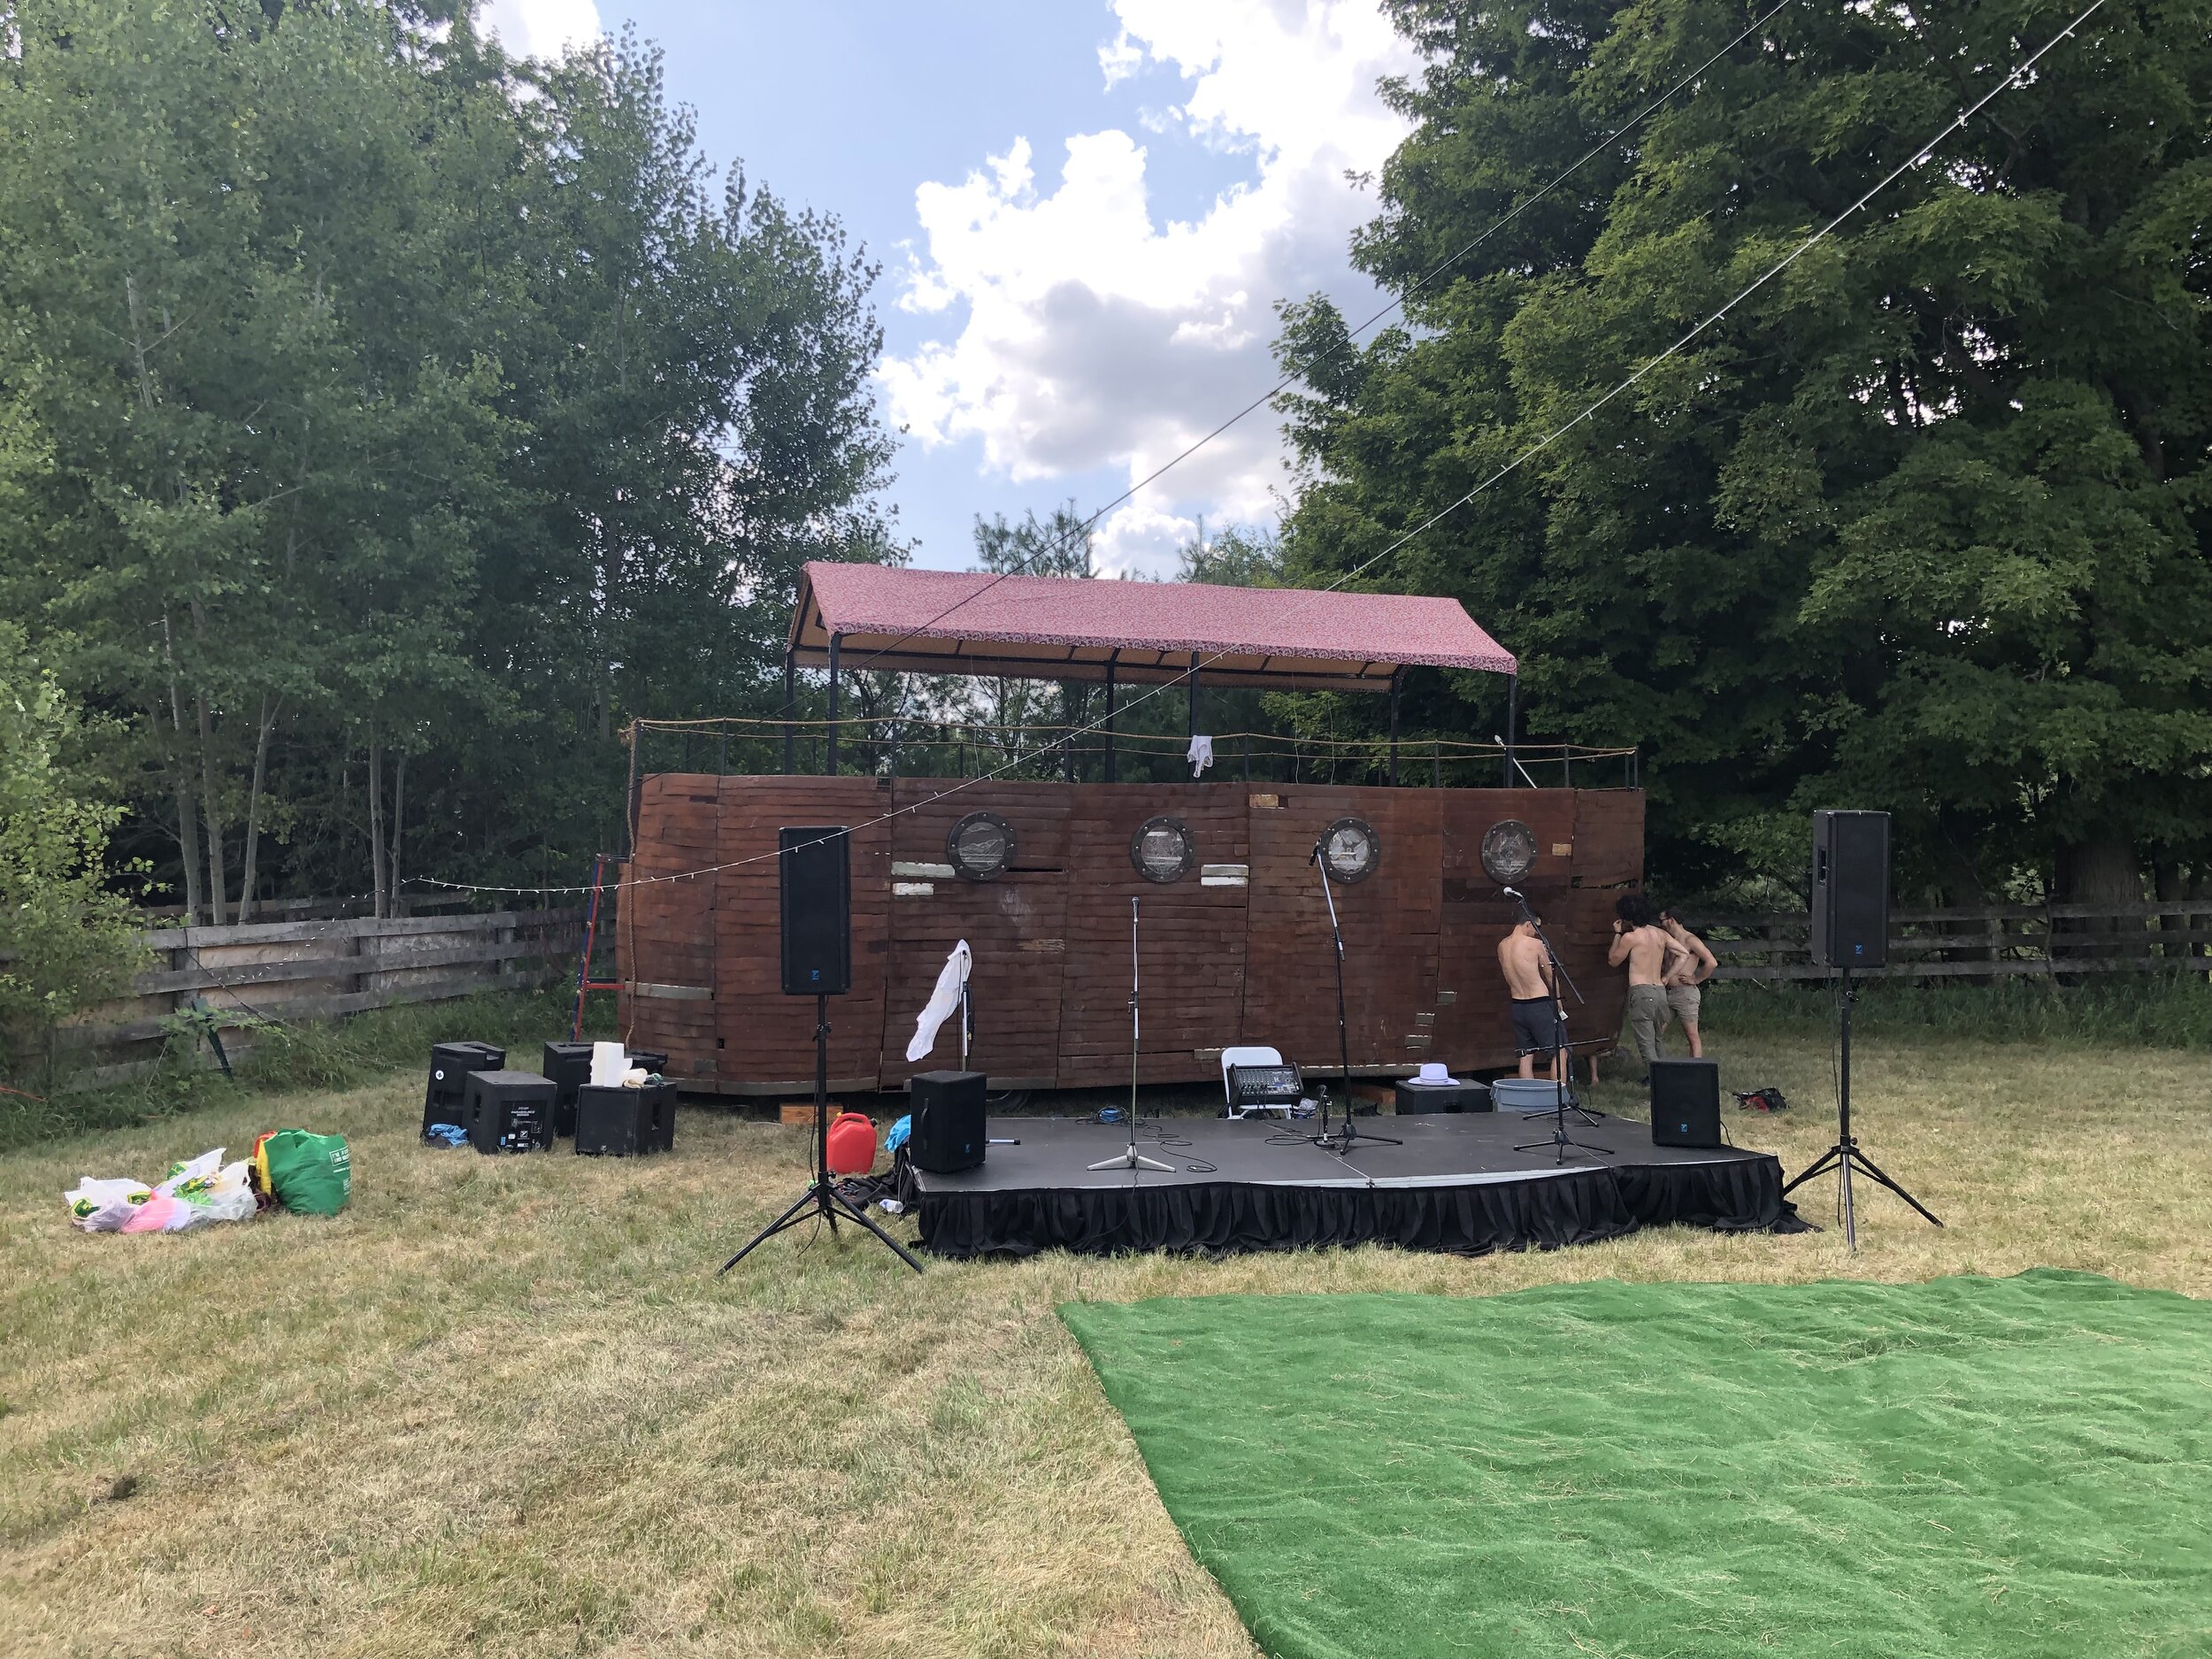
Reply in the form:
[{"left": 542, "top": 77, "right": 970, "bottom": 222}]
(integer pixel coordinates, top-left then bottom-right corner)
[{"left": 410, "top": 0, "right": 2108, "bottom": 903}]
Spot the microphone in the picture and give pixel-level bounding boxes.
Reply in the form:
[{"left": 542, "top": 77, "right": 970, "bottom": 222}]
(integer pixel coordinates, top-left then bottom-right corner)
[{"left": 1501, "top": 886, "right": 1523, "bottom": 899}]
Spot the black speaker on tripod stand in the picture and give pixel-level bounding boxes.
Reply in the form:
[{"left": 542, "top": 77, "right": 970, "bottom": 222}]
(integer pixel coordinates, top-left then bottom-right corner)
[
  {"left": 720, "top": 827, "right": 922, "bottom": 1275},
  {"left": 1784, "top": 810, "right": 1942, "bottom": 1248}
]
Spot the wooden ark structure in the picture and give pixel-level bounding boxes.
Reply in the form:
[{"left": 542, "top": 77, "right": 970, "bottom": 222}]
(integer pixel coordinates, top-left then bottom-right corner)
[{"left": 618, "top": 564, "right": 1646, "bottom": 1096}]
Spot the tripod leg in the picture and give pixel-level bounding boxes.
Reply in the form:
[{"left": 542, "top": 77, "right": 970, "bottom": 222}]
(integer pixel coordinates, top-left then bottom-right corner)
[
  {"left": 1780, "top": 1144, "right": 1845, "bottom": 1197},
  {"left": 827, "top": 1187, "right": 927, "bottom": 1274},
  {"left": 1847, "top": 1148, "right": 1945, "bottom": 1227},
  {"left": 718, "top": 1184, "right": 828, "bottom": 1274}
]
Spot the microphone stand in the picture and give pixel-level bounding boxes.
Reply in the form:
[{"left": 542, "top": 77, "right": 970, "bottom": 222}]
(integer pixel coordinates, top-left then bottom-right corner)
[
  {"left": 1090, "top": 896, "right": 1173, "bottom": 1174},
  {"left": 1506, "top": 887, "right": 1610, "bottom": 1164},
  {"left": 1308, "top": 841, "right": 1399, "bottom": 1156}
]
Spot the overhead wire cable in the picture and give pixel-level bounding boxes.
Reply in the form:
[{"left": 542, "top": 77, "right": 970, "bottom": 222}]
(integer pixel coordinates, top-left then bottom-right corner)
[
  {"left": 411, "top": 0, "right": 2105, "bottom": 900},
  {"left": 828, "top": 0, "right": 1806, "bottom": 680}
]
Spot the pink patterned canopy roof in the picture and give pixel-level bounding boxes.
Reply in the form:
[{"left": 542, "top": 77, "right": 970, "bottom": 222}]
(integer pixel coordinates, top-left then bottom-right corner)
[{"left": 788, "top": 562, "right": 1515, "bottom": 691}]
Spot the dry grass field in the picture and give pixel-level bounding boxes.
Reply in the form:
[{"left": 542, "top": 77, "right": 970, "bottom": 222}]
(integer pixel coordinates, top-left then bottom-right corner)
[{"left": 4, "top": 1011, "right": 2209, "bottom": 1659}]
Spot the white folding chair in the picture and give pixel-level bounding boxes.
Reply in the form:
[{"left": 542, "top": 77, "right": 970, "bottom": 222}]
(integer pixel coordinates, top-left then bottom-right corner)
[{"left": 1221, "top": 1045, "right": 1292, "bottom": 1118}]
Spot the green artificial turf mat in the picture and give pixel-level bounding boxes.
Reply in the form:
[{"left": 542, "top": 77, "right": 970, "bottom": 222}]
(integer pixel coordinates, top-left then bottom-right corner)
[{"left": 1060, "top": 1271, "right": 2212, "bottom": 1659}]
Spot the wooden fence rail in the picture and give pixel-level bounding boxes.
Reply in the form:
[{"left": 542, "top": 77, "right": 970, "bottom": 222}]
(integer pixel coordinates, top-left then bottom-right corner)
[
  {"left": 1688, "top": 902, "right": 2212, "bottom": 983},
  {"left": 40, "top": 908, "right": 585, "bottom": 1085}
]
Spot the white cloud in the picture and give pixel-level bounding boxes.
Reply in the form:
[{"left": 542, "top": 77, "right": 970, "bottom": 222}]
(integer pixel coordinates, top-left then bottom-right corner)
[
  {"left": 879, "top": 0, "right": 1417, "bottom": 578},
  {"left": 480, "top": 0, "right": 602, "bottom": 60}
]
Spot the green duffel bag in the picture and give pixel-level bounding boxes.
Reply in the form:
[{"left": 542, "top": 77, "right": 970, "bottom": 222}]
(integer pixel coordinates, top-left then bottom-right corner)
[{"left": 257, "top": 1130, "right": 352, "bottom": 1217}]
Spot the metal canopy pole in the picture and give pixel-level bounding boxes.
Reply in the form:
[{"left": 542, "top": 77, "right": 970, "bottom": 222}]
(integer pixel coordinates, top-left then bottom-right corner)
[
  {"left": 1188, "top": 651, "right": 1200, "bottom": 747},
  {"left": 782, "top": 652, "right": 795, "bottom": 775},
  {"left": 826, "top": 633, "right": 841, "bottom": 777},
  {"left": 1104, "top": 657, "right": 1118, "bottom": 783},
  {"left": 1504, "top": 672, "right": 1518, "bottom": 787},
  {"left": 1388, "top": 670, "right": 1402, "bottom": 787}
]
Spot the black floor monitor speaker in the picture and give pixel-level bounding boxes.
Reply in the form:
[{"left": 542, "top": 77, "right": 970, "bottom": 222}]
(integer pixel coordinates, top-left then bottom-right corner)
[
  {"left": 1649, "top": 1058, "right": 1722, "bottom": 1148},
  {"left": 424, "top": 1041, "right": 505, "bottom": 1138},
  {"left": 1811, "top": 810, "right": 1890, "bottom": 969},
  {"left": 463, "top": 1070, "right": 556, "bottom": 1154},
  {"left": 780, "top": 826, "right": 852, "bottom": 996},
  {"left": 908, "top": 1070, "right": 986, "bottom": 1172}
]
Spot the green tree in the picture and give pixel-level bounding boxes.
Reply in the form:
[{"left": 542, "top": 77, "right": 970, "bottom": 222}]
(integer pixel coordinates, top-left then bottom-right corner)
[
  {"left": 1279, "top": 0, "right": 2212, "bottom": 902},
  {"left": 0, "top": 4, "right": 899, "bottom": 912},
  {"left": 0, "top": 623, "right": 146, "bottom": 1070}
]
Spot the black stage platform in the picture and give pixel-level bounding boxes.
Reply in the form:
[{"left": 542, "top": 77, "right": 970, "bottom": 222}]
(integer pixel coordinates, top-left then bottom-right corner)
[{"left": 904, "top": 1110, "right": 1804, "bottom": 1259}]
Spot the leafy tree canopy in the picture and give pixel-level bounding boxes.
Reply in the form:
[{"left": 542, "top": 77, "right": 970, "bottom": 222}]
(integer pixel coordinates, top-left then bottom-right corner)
[
  {"left": 0, "top": 1, "right": 896, "bottom": 918},
  {"left": 1278, "top": 0, "right": 2212, "bottom": 902}
]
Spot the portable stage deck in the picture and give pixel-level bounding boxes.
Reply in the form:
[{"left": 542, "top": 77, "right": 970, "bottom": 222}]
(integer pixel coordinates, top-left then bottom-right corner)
[
  {"left": 902, "top": 1111, "right": 1801, "bottom": 1258},
  {"left": 618, "top": 562, "right": 1647, "bottom": 1097}
]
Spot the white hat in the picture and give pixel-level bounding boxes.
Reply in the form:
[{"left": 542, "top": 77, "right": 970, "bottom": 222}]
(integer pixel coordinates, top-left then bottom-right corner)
[{"left": 1417, "top": 1062, "right": 1450, "bottom": 1084}]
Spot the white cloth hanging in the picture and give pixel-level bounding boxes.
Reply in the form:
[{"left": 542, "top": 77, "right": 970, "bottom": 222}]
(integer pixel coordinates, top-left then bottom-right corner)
[
  {"left": 904, "top": 939, "right": 972, "bottom": 1063},
  {"left": 1187, "top": 733, "right": 1214, "bottom": 777}
]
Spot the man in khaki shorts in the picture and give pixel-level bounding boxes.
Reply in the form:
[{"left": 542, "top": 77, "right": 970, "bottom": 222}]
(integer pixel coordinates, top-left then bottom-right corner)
[
  {"left": 1660, "top": 909, "right": 1717, "bottom": 1058},
  {"left": 1609, "top": 893, "right": 1686, "bottom": 1075}
]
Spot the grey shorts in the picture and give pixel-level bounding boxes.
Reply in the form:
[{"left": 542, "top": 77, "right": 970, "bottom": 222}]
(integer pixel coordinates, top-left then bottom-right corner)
[
  {"left": 1666, "top": 982, "right": 1701, "bottom": 1025},
  {"left": 1509, "top": 995, "right": 1562, "bottom": 1056}
]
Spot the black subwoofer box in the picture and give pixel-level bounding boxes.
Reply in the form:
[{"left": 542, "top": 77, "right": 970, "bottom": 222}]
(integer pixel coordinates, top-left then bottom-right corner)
[
  {"left": 464, "top": 1069, "right": 556, "bottom": 1154},
  {"left": 1649, "top": 1058, "right": 1722, "bottom": 1148},
  {"left": 575, "top": 1080, "right": 675, "bottom": 1157},
  {"left": 908, "top": 1070, "right": 986, "bottom": 1172},
  {"left": 541, "top": 1041, "right": 595, "bottom": 1136},
  {"left": 1394, "top": 1079, "right": 1491, "bottom": 1114},
  {"left": 424, "top": 1041, "right": 505, "bottom": 1139}
]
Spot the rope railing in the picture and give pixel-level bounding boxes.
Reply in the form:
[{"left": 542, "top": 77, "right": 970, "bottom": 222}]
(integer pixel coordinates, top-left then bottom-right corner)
[{"left": 628, "top": 716, "right": 1640, "bottom": 790}]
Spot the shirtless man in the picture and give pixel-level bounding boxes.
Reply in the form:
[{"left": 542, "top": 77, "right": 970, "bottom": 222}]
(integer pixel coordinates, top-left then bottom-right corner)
[
  {"left": 1609, "top": 893, "right": 1686, "bottom": 1074},
  {"left": 1497, "top": 913, "right": 1562, "bottom": 1080},
  {"left": 1660, "top": 909, "right": 1718, "bottom": 1059}
]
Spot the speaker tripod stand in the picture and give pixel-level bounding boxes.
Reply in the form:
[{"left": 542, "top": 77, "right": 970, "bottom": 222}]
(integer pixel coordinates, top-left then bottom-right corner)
[
  {"left": 1780, "top": 967, "right": 1941, "bottom": 1250},
  {"left": 720, "top": 994, "right": 925, "bottom": 1275}
]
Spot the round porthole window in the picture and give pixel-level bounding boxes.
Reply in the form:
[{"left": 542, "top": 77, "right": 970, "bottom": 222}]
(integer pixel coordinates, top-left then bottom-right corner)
[
  {"left": 1130, "top": 817, "right": 1196, "bottom": 883},
  {"left": 1479, "top": 818, "right": 1539, "bottom": 885},
  {"left": 947, "top": 811, "right": 1015, "bottom": 881},
  {"left": 1320, "top": 817, "right": 1380, "bottom": 884}
]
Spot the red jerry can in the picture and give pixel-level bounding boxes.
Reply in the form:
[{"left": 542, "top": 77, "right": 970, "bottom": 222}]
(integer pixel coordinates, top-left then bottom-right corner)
[{"left": 826, "top": 1111, "right": 878, "bottom": 1176}]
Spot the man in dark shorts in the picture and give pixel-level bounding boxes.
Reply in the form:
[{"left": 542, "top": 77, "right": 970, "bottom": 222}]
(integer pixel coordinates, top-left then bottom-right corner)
[{"left": 1497, "top": 912, "right": 1563, "bottom": 1079}]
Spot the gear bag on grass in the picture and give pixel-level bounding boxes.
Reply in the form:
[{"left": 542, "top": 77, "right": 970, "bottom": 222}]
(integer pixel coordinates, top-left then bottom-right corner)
[{"left": 255, "top": 1130, "right": 352, "bottom": 1216}]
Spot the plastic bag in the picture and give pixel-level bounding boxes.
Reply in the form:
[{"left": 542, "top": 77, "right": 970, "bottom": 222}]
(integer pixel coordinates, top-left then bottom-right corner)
[
  {"left": 156, "top": 1148, "right": 225, "bottom": 1200},
  {"left": 182, "top": 1161, "right": 257, "bottom": 1223},
  {"left": 196, "top": 1183, "right": 257, "bottom": 1224},
  {"left": 121, "top": 1194, "right": 190, "bottom": 1233},
  {"left": 66, "top": 1178, "right": 152, "bottom": 1233}
]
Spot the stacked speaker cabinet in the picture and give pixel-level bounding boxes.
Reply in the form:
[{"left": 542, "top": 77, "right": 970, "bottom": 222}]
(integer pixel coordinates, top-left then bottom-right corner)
[
  {"left": 541, "top": 1040, "right": 595, "bottom": 1137},
  {"left": 575, "top": 1080, "right": 676, "bottom": 1156},
  {"left": 423, "top": 1041, "right": 505, "bottom": 1139},
  {"left": 463, "top": 1070, "right": 556, "bottom": 1154},
  {"left": 1811, "top": 810, "right": 1890, "bottom": 970}
]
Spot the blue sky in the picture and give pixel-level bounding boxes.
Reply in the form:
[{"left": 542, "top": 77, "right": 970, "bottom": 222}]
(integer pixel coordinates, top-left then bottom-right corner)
[{"left": 481, "top": 0, "right": 1415, "bottom": 573}]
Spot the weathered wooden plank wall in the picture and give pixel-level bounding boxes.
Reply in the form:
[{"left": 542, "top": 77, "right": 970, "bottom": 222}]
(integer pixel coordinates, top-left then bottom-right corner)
[
  {"left": 38, "top": 909, "right": 581, "bottom": 1084},
  {"left": 1687, "top": 902, "right": 2212, "bottom": 980},
  {"left": 619, "top": 776, "right": 1647, "bottom": 1092}
]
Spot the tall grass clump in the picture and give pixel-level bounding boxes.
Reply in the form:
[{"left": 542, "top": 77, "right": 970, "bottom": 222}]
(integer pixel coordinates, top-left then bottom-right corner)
[
  {"left": 1709, "top": 972, "right": 2212, "bottom": 1049},
  {"left": 0, "top": 985, "right": 615, "bottom": 1152}
]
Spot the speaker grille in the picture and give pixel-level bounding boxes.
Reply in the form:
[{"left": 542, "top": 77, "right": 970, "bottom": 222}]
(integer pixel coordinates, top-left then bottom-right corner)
[{"left": 780, "top": 826, "right": 852, "bottom": 996}]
